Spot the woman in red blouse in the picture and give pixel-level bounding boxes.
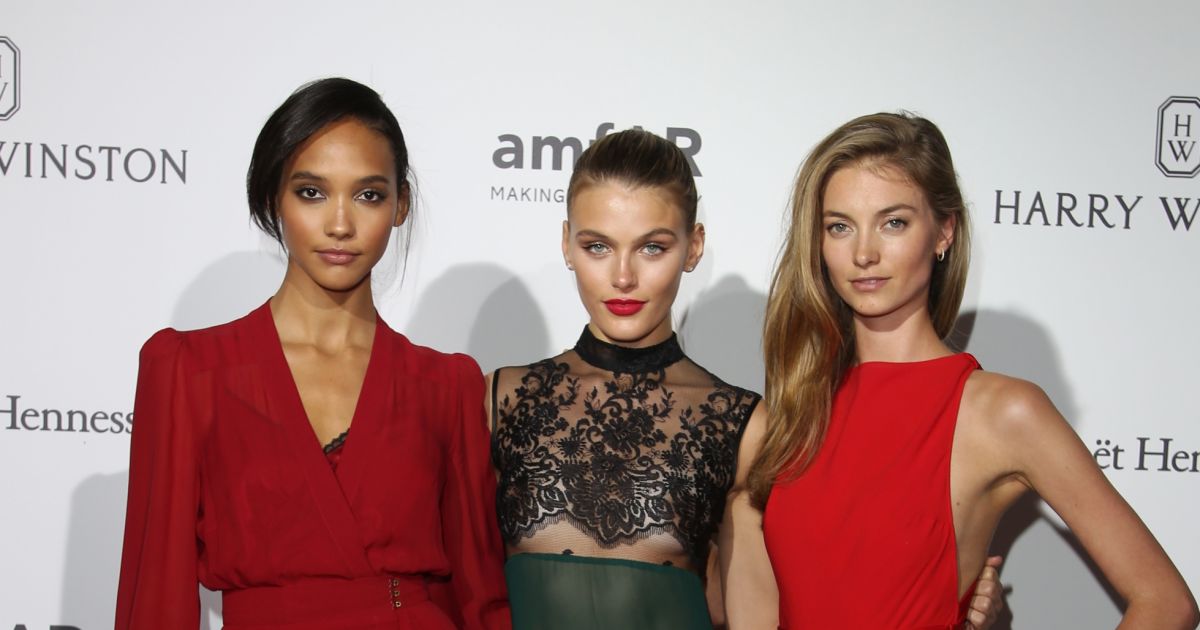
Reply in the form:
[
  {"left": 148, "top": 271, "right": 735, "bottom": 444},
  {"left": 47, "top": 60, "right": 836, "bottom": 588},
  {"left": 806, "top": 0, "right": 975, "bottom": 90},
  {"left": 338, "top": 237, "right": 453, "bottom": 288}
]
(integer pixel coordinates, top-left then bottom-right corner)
[{"left": 115, "top": 78, "right": 511, "bottom": 630}]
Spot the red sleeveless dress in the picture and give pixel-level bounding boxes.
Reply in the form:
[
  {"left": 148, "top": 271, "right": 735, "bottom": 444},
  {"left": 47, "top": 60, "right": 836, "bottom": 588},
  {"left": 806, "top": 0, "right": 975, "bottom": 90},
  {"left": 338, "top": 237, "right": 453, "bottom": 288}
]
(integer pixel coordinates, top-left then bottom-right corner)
[{"left": 763, "top": 354, "right": 979, "bottom": 630}]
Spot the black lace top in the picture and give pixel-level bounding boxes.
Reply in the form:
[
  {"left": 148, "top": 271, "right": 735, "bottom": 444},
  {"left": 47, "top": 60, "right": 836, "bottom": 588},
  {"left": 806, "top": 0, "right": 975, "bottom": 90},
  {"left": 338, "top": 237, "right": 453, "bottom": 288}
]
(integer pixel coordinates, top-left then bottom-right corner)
[{"left": 490, "top": 327, "right": 761, "bottom": 571}]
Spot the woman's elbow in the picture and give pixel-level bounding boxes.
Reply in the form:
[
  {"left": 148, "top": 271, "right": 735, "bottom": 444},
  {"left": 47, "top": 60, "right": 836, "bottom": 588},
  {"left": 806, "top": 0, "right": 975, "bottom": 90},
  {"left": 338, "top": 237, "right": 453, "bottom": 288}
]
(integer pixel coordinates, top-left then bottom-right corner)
[
  {"left": 1167, "top": 581, "right": 1199, "bottom": 629},
  {"left": 1131, "top": 588, "right": 1200, "bottom": 629},
  {"left": 1184, "top": 595, "right": 1200, "bottom": 630},
  {"left": 1169, "top": 598, "right": 1200, "bottom": 630}
]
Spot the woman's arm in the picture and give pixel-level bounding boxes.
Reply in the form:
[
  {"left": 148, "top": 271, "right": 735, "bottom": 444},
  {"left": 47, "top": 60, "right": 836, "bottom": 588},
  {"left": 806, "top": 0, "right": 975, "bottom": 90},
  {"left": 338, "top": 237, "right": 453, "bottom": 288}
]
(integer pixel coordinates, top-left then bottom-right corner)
[
  {"left": 440, "top": 355, "right": 512, "bottom": 630},
  {"left": 114, "top": 329, "right": 201, "bottom": 630},
  {"left": 718, "top": 403, "right": 780, "bottom": 630},
  {"left": 483, "top": 368, "right": 498, "bottom": 434},
  {"left": 979, "top": 374, "right": 1198, "bottom": 629}
]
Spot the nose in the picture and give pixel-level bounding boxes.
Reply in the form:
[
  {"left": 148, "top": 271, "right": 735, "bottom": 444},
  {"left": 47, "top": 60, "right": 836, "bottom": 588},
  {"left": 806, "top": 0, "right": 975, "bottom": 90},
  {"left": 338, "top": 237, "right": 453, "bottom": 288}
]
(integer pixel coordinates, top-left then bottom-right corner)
[
  {"left": 853, "top": 232, "right": 879, "bottom": 268},
  {"left": 325, "top": 195, "right": 355, "bottom": 240},
  {"left": 611, "top": 253, "right": 637, "bottom": 291}
]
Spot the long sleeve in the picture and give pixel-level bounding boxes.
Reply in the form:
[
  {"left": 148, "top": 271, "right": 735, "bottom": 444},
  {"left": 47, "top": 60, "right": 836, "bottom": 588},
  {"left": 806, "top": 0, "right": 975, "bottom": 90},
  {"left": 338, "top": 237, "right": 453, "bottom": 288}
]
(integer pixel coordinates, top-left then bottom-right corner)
[
  {"left": 115, "top": 329, "right": 201, "bottom": 629},
  {"left": 439, "top": 355, "right": 512, "bottom": 630}
]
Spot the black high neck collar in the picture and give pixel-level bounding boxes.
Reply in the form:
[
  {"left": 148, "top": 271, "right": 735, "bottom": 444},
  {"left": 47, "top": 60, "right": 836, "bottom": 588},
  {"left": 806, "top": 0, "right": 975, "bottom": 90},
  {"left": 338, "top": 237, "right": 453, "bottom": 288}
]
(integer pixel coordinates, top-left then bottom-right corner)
[{"left": 573, "top": 326, "right": 685, "bottom": 373}]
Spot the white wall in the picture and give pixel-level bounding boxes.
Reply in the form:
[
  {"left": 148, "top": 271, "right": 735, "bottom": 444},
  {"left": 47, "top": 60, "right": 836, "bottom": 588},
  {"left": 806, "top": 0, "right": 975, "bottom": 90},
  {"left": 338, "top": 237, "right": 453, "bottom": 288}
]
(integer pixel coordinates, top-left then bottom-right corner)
[{"left": 1, "top": 2, "right": 1196, "bottom": 628}]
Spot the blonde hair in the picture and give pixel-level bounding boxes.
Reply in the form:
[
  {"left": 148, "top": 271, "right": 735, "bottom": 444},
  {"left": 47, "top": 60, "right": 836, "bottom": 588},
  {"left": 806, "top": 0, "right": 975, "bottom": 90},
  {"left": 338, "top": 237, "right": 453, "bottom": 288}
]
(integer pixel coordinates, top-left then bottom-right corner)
[{"left": 748, "top": 112, "right": 972, "bottom": 508}]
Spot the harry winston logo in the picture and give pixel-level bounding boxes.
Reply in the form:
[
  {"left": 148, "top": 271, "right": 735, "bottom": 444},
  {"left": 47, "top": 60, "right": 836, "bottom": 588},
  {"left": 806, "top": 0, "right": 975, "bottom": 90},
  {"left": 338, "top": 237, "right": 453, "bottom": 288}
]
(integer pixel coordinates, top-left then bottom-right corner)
[
  {"left": 0, "top": 36, "right": 19, "bottom": 121},
  {"left": 1156, "top": 96, "right": 1200, "bottom": 178}
]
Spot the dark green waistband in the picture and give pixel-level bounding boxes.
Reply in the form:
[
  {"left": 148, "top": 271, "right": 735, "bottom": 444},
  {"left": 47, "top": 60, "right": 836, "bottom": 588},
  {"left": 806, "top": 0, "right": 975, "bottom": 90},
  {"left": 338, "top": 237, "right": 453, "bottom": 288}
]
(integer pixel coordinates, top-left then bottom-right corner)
[
  {"left": 504, "top": 552, "right": 712, "bottom": 630},
  {"left": 506, "top": 552, "right": 699, "bottom": 577}
]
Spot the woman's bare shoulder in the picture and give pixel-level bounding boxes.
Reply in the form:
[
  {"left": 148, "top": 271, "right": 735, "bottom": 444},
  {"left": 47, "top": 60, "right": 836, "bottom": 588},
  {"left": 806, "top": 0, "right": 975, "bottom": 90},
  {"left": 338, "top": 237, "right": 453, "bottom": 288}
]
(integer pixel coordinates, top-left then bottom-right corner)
[{"left": 961, "top": 369, "right": 1065, "bottom": 441}]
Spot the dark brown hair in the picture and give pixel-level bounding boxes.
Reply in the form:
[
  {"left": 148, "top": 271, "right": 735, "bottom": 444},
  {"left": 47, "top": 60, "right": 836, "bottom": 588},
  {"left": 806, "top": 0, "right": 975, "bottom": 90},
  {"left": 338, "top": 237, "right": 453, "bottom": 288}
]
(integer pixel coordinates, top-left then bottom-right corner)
[
  {"left": 567, "top": 129, "right": 698, "bottom": 228},
  {"left": 246, "top": 77, "right": 414, "bottom": 244}
]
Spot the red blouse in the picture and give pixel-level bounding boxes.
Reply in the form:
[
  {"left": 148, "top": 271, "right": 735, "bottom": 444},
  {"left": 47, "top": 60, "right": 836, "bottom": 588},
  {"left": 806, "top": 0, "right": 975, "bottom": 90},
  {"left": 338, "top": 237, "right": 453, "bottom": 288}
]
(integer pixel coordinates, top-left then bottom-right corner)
[{"left": 115, "top": 303, "right": 511, "bottom": 630}]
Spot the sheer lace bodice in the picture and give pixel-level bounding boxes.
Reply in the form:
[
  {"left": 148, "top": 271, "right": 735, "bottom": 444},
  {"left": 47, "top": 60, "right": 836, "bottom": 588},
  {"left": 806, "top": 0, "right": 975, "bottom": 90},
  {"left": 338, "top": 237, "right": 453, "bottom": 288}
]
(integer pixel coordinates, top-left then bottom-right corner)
[{"left": 490, "top": 327, "right": 760, "bottom": 572}]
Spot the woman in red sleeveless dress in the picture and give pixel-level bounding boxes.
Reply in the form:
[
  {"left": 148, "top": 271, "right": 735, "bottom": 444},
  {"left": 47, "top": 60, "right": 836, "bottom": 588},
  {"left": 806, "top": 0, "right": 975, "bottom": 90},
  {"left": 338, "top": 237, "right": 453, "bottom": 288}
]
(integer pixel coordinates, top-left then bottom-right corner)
[{"left": 718, "top": 113, "right": 1198, "bottom": 629}]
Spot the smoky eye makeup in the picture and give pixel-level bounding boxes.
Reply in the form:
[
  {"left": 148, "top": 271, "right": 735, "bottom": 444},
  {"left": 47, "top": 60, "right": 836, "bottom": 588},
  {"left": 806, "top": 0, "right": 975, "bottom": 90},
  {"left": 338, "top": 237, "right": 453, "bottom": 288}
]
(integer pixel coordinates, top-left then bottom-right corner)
[
  {"left": 357, "top": 189, "right": 389, "bottom": 203},
  {"left": 294, "top": 185, "right": 324, "bottom": 200}
]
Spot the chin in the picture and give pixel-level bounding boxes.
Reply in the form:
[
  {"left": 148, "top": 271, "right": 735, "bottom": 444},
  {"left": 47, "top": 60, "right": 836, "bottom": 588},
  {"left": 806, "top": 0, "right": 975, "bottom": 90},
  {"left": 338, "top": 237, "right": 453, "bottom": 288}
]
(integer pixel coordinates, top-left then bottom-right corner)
[
  {"left": 312, "top": 273, "right": 371, "bottom": 294},
  {"left": 850, "top": 299, "right": 890, "bottom": 315},
  {"left": 847, "top": 295, "right": 932, "bottom": 325},
  {"left": 843, "top": 297, "right": 892, "bottom": 317},
  {"left": 592, "top": 314, "right": 669, "bottom": 345}
]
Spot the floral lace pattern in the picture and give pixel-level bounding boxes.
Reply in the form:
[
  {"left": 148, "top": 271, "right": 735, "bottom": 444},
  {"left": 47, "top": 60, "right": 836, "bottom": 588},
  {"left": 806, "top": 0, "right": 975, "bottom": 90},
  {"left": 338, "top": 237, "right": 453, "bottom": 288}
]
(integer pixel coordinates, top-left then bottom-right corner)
[{"left": 492, "top": 328, "right": 760, "bottom": 562}]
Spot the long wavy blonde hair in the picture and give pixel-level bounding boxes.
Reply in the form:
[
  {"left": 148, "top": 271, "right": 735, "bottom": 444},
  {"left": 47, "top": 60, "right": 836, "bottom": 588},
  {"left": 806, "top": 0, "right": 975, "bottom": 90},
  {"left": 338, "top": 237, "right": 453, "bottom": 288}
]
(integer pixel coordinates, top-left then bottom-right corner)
[{"left": 748, "top": 112, "right": 972, "bottom": 508}]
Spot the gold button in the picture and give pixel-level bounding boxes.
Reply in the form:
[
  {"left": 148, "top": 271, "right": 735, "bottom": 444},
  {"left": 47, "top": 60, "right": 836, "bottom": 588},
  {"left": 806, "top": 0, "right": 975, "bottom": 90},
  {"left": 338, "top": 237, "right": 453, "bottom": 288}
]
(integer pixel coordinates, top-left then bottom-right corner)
[
  {"left": 390, "top": 578, "right": 399, "bottom": 587},
  {"left": 393, "top": 600, "right": 402, "bottom": 608},
  {"left": 392, "top": 589, "right": 400, "bottom": 597}
]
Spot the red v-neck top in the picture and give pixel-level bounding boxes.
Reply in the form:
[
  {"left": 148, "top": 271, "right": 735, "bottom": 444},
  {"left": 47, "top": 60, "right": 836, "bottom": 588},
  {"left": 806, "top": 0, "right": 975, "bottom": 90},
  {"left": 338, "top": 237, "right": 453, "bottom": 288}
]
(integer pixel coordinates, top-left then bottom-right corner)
[
  {"left": 763, "top": 354, "right": 979, "bottom": 630},
  {"left": 115, "top": 302, "right": 511, "bottom": 630}
]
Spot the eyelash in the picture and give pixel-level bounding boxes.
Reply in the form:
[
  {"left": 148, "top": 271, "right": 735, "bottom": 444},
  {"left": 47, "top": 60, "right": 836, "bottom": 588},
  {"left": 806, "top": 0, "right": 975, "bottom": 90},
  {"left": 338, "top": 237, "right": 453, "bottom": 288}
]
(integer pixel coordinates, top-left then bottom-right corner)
[
  {"left": 582, "top": 242, "right": 670, "bottom": 255},
  {"left": 296, "top": 186, "right": 324, "bottom": 200},
  {"left": 359, "top": 189, "right": 387, "bottom": 203},
  {"left": 825, "top": 218, "right": 908, "bottom": 234},
  {"left": 293, "top": 187, "right": 388, "bottom": 204}
]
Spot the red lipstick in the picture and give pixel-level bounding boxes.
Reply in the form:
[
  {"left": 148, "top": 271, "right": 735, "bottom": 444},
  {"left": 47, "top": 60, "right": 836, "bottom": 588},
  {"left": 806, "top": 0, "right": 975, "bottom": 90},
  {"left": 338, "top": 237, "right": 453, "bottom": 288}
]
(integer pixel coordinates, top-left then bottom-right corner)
[{"left": 604, "top": 299, "right": 646, "bottom": 316}]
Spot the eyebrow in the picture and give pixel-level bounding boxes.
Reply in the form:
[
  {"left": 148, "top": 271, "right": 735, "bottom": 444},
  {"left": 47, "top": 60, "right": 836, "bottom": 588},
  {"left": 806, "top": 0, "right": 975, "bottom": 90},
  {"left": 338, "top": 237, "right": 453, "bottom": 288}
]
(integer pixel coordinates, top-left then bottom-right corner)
[
  {"left": 289, "top": 171, "right": 392, "bottom": 186},
  {"left": 574, "top": 227, "right": 679, "bottom": 240},
  {"left": 823, "top": 203, "right": 918, "bottom": 218}
]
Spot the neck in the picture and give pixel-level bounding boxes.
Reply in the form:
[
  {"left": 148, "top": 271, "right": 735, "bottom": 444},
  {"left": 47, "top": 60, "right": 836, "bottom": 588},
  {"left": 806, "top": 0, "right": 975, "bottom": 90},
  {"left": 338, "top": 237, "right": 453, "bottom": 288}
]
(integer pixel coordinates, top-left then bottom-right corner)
[
  {"left": 270, "top": 263, "right": 377, "bottom": 349},
  {"left": 574, "top": 324, "right": 684, "bottom": 373},
  {"left": 851, "top": 299, "right": 951, "bottom": 364}
]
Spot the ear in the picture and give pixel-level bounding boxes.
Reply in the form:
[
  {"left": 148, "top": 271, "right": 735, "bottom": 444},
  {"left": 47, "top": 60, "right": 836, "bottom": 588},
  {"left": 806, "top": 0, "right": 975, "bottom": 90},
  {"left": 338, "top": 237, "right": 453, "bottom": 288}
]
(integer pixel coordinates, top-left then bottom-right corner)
[
  {"left": 561, "top": 219, "right": 572, "bottom": 269},
  {"left": 684, "top": 223, "right": 706, "bottom": 272},
  {"left": 936, "top": 214, "right": 956, "bottom": 256},
  {"left": 393, "top": 184, "right": 412, "bottom": 227}
]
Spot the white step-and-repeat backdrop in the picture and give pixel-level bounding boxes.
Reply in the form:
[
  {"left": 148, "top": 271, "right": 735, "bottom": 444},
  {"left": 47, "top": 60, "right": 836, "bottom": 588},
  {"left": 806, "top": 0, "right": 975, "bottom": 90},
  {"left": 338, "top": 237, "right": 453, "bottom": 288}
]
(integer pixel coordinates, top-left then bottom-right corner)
[{"left": 1, "top": 2, "right": 1196, "bottom": 629}]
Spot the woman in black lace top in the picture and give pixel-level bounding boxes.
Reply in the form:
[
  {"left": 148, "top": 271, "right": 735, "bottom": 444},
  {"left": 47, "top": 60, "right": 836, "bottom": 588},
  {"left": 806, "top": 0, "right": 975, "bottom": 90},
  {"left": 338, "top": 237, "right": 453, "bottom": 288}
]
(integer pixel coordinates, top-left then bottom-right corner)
[{"left": 487, "top": 129, "right": 762, "bottom": 629}]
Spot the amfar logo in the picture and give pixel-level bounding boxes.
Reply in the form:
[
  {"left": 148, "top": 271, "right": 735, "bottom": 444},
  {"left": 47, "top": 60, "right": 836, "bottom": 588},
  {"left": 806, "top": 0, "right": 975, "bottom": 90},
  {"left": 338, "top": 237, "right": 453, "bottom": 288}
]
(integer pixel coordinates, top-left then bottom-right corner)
[
  {"left": 0, "top": 36, "right": 19, "bottom": 121},
  {"left": 1156, "top": 96, "right": 1199, "bottom": 178},
  {"left": 489, "top": 123, "right": 702, "bottom": 203},
  {"left": 493, "top": 123, "right": 702, "bottom": 174}
]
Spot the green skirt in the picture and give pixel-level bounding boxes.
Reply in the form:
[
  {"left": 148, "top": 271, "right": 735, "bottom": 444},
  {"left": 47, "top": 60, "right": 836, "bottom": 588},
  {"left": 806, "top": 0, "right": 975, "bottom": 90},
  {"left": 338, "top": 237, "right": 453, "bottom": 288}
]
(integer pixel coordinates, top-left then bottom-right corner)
[{"left": 505, "top": 553, "right": 712, "bottom": 630}]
